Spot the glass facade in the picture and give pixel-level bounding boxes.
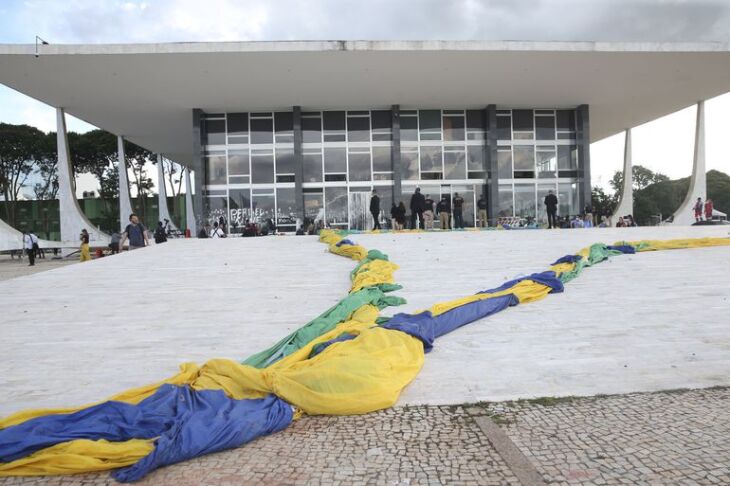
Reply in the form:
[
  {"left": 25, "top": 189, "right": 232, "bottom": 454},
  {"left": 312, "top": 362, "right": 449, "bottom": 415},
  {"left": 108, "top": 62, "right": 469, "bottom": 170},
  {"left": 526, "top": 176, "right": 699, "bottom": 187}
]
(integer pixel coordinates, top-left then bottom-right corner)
[{"left": 201, "top": 107, "right": 585, "bottom": 232}]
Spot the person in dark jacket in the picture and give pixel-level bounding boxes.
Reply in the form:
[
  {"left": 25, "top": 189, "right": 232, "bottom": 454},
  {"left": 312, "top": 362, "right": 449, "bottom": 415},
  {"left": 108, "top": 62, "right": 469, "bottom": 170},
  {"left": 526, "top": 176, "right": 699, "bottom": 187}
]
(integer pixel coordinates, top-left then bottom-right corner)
[
  {"left": 477, "top": 196, "right": 488, "bottom": 227},
  {"left": 394, "top": 202, "right": 407, "bottom": 230},
  {"left": 423, "top": 194, "right": 435, "bottom": 230},
  {"left": 544, "top": 190, "right": 558, "bottom": 229},
  {"left": 452, "top": 193, "right": 465, "bottom": 229},
  {"left": 154, "top": 221, "right": 168, "bottom": 244},
  {"left": 409, "top": 188, "right": 426, "bottom": 229},
  {"left": 390, "top": 203, "right": 400, "bottom": 230},
  {"left": 370, "top": 189, "right": 381, "bottom": 230},
  {"left": 436, "top": 195, "right": 451, "bottom": 230}
]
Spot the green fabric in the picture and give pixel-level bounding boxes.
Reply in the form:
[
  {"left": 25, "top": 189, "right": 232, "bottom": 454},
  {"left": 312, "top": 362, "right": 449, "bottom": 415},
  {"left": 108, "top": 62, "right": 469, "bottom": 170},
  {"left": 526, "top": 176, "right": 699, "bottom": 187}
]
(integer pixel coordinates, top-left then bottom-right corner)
[
  {"left": 558, "top": 244, "right": 623, "bottom": 284},
  {"left": 350, "top": 249, "right": 390, "bottom": 280},
  {"left": 241, "top": 287, "right": 404, "bottom": 368}
]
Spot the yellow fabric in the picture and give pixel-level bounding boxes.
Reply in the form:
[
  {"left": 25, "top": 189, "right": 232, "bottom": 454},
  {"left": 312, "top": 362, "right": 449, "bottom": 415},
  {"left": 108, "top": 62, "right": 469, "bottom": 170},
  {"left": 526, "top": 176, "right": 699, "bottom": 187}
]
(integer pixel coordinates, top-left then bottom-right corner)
[
  {"left": 0, "top": 439, "right": 154, "bottom": 477},
  {"left": 350, "top": 259, "right": 399, "bottom": 292},
  {"left": 425, "top": 279, "right": 554, "bottom": 317},
  {"left": 548, "top": 262, "right": 577, "bottom": 276},
  {"left": 330, "top": 243, "right": 369, "bottom": 261},
  {"left": 192, "top": 322, "right": 424, "bottom": 416},
  {"left": 79, "top": 243, "right": 91, "bottom": 262},
  {"left": 0, "top": 363, "right": 200, "bottom": 430},
  {"left": 616, "top": 237, "right": 730, "bottom": 252}
]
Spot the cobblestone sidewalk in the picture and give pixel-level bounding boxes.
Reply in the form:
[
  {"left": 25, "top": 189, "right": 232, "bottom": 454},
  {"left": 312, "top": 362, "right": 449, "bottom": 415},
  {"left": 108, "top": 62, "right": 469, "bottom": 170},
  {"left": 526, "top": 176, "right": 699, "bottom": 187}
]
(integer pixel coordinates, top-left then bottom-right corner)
[{"left": 2, "top": 387, "right": 728, "bottom": 485}]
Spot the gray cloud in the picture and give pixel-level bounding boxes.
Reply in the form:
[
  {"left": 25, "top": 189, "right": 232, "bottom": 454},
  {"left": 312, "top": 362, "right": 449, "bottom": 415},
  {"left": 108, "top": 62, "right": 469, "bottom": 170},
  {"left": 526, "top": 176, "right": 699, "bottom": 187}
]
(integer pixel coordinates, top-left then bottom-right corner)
[{"left": 11, "top": 0, "right": 730, "bottom": 44}]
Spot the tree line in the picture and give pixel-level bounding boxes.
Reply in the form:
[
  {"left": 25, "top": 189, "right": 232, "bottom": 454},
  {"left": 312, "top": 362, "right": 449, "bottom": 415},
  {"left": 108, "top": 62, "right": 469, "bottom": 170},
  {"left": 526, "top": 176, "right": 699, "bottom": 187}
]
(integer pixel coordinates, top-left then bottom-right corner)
[{"left": 0, "top": 123, "right": 185, "bottom": 230}]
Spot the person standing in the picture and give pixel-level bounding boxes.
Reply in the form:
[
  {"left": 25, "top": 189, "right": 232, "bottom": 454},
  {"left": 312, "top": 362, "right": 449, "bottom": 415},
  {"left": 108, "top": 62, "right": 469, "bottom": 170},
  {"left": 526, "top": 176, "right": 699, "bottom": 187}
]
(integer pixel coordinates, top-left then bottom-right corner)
[
  {"left": 423, "top": 194, "right": 435, "bottom": 230},
  {"left": 119, "top": 213, "right": 149, "bottom": 251},
  {"left": 452, "top": 193, "right": 465, "bottom": 229},
  {"left": 109, "top": 231, "right": 121, "bottom": 254},
  {"left": 477, "top": 195, "right": 488, "bottom": 228},
  {"left": 396, "top": 202, "right": 407, "bottom": 230},
  {"left": 23, "top": 230, "right": 37, "bottom": 266},
  {"left": 154, "top": 221, "right": 168, "bottom": 244},
  {"left": 704, "top": 198, "right": 713, "bottom": 222},
  {"left": 693, "top": 197, "right": 704, "bottom": 222},
  {"left": 544, "top": 190, "right": 558, "bottom": 229},
  {"left": 409, "top": 188, "right": 426, "bottom": 229},
  {"left": 370, "top": 189, "right": 381, "bottom": 230},
  {"left": 210, "top": 221, "right": 225, "bottom": 238},
  {"left": 79, "top": 229, "right": 91, "bottom": 262},
  {"left": 436, "top": 195, "right": 451, "bottom": 230}
]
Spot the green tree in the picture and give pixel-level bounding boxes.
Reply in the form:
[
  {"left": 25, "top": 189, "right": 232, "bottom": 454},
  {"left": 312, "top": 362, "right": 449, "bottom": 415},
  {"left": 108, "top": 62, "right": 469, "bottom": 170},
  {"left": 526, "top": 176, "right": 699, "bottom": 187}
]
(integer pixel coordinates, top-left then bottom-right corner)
[
  {"left": 610, "top": 164, "right": 670, "bottom": 200},
  {"left": 0, "top": 123, "right": 47, "bottom": 226},
  {"left": 591, "top": 186, "right": 617, "bottom": 222}
]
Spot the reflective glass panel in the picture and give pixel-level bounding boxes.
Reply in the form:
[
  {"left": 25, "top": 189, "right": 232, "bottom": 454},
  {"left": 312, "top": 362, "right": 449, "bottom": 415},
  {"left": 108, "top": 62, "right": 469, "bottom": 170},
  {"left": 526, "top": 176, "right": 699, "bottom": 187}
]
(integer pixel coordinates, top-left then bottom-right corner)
[
  {"left": 324, "top": 147, "right": 346, "bottom": 174},
  {"left": 347, "top": 116, "right": 370, "bottom": 142},
  {"left": 274, "top": 112, "right": 293, "bottom": 144},
  {"left": 250, "top": 118, "right": 273, "bottom": 144},
  {"left": 205, "top": 155, "right": 226, "bottom": 185},
  {"left": 512, "top": 110, "right": 534, "bottom": 132},
  {"left": 513, "top": 146, "right": 535, "bottom": 171},
  {"left": 497, "top": 115, "right": 511, "bottom": 140},
  {"left": 536, "top": 149, "right": 557, "bottom": 178},
  {"left": 419, "top": 110, "right": 441, "bottom": 140},
  {"left": 348, "top": 151, "right": 371, "bottom": 181},
  {"left": 304, "top": 192, "right": 324, "bottom": 223},
  {"left": 371, "top": 110, "right": 391, "bottom": 141},
  {"left": 251, "top": 194, "right": 275, "bottom": 224},
  {"left": 537, "top": 184, "right": 556, "bottom": 224},
  {"left": 276, "top": 187, "right": 297, "bottom": 228},
  {"left": 206, "top": 196, "right": 227, "bottom": 225},
  {"left": 302, "top": 116, "right": 322, "bottom": 143},
  {"left": 251, "top": 153, "right": 274, "bottom": 183},
  {"left": 228, "top": 188, "right": 251, "bottom": 230},
  {"left": 402, "top": 149, "right": 419, "bottom": 180},
  {"left": 443, "top": 114, "right": 465, "bottom": 141},
  {"left": 559, "top": 182, "right": 580, "bottom": 216},
  {"left": 228, "top": 149, "right": 249, "bottom": 176},
  {"left": 497, "top": 149, "right": 512, "bottom": 179},
  {"left": 401, "top": 115, "right": 418, "bottom": 142},
  {"left": 444, "top": 150, "right": 466, "bottom": 179},
  {"left": 303, "top": 151, "right": 323, "bottom": 182},
  {"left": 325, "top": 186, "right": 348, "bottom": 225},
  {"left": 514, "top": 183, "right": 536, "bottom": 219},
  {"left": 372, "top": 146, "right": 392, "bottom": 173},
  {"left": 536, "top": 115, "right": 556, "bottom": 141},
  {"left": 558, "top": 145, "right": 578, "bottom": 170},
  {"left": 420, "top": 146, "right": 442, "bottom": 173},
  {"left": 466, "top": 110, "right": 485, "bottom": 140},
  {"left": 203, "top": 119, "right": 226, "bottom": 145},
  {"left": 276, "top": 148, "right": 295, "bottom": 175},
  {"left": 227, "top": 113, "right": 248, "bottom": 144},
  {"left": 497, "top": 185, "right": 513, "bottom": 217},
  {"left": 467, "top": 145, "right": 485, "bottom": 171},
  {"left": 557, "top": 110, "right": 576, "bottom": 131}
]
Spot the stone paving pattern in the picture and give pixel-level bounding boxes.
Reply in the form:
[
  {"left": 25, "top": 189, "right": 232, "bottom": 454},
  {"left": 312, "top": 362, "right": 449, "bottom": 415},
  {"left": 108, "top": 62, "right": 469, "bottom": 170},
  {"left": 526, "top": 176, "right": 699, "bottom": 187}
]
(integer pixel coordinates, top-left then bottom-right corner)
[{"left": 3, "top": 387, "right": 728, "bottom": 485}]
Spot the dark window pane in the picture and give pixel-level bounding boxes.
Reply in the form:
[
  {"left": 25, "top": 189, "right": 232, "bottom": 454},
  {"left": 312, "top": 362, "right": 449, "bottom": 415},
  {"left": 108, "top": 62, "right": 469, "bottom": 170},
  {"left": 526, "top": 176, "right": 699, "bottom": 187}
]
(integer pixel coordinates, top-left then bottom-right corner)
[
  {"left": 276, "top": 187, "right": 297, "bottom": 228},
  {"left": 302, "top": 116, "right": 322, "bottom": 143},
  {"left": 325, "top": 173, "right": 347, "bottom": 182},
  {"left": 557, "top": 145, "right": 578, "bottom": 170},
  {"left": 401, "top": 115, "right": 418, "bottom": 142},
  {"left": 323, "top": 111, "right": 345, "bottom": 131},
  {"left": 467, "top": 145, "right": 485, "bottom": 171},
  {"left": 497, "top": 115, "right": 511, "bottom": 141},
  {"left": 514, "top": 184, "right": 536, "bottom": 218},
  {"left": 251, "top": 154, "right": 274, "bottom": 183},
  {"left": 443, "top": 115, "right": 465, "bottom": 141},
  {"left": 372, "top": 146, "right": 392, "bottom": 172},
  {"left": 513, "top": 146, "right": 535, "bottom": 172},
  {"left": 276, "top": 174, "right": 296, "bottom": 183},
  {"left": 229, "top": 189, "right": 251, "bottom": 229},
  {"left": 444, "top": 150, "right": 466, "bottom": 179},
  {"left": 250, "top": 118, "right": 273, "bottom": 144},
  {"left": 275, "top": 112, "right": 293, "bottom": 143},
  {"left": 203, "top": 119, "right": 225, "bottom": 145},
  {"left": 537, "top": 150, "right": 557, "bottom": 178},
  {"left": 536, "top": 115, "right": 556, "bottom": 141},
  {"left": 303, "top": 152, "right": 323, "bottom": 182},
  {"left": 205, "top": 155, "right": 226, "bottom": 184},
  {"left": 466, "top": 110, "right": 485, "bottom": 140},
  {"left": 276, "top": 148, "right": 295, "bottom": 175},
  {"left": 512, "top": 110, "right": 534, "bottom": 132},
  {"left": 497, "top": 150, "right": 512, "bottom": 178},
  {"left": 347, "top": 116, "right": 370, "bottom": 142},
  {"left": 557, "top": 110, "right": 576, "bottom": 131},
  {"left": 228, "top": 149, "right": 249, "bottom": 176},
  {"left": 324, "top": 147, "right": 346, "bottom": 173},
  {"left": 348, "top": 152, "right": 371, "bottom": 181},
  {"left": 252, "top": 194, "right": 275, "bottom": 223},
  {"left": 419, "top": 110, "right": 441, "bottom": 140},
  {"left": 227, "top": 113, "right": 248, "bottom": 144},
  {"left": 371, "top": 110, "right": 391, "bottom": 134},
  {"left": 498, "top": 186, "right": 513, "bottom": 217},
  {"left": 420, "top": 146, "right": 442, "bottom": 172}
]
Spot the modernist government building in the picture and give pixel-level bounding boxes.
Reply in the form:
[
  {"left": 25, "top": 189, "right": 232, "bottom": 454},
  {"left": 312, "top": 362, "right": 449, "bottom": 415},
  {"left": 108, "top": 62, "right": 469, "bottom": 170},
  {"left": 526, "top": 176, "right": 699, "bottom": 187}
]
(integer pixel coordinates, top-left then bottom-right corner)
[{"left": 1, "top": 40, "right": 729, "bottom": 240}]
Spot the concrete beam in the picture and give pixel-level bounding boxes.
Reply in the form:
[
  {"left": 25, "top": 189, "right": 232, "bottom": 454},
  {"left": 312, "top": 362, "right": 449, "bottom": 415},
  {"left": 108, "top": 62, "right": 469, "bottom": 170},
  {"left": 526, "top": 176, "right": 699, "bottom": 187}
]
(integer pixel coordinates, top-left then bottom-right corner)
[
  {"left": 184, "top": 167, "right": 196, "bottom": 234},
  {"left": 156, "top": 154, "right": 178, "bottom": 230},
  {"left": 611, "top": 129, "right": 634, "bottom": 222},
  {"left": 56, "top": 108, "right": 109, "bottom": 247},
  {"left": 670, "top": 101, "right": 707, "bottom": 225},
  {"left": 117, "top": 136, "right": 134, "bottom": 230}
]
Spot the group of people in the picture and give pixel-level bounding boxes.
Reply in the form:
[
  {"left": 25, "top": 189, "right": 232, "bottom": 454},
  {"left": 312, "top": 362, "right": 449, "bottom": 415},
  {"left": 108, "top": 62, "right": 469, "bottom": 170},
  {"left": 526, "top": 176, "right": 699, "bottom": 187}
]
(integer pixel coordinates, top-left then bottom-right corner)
[
  {"left": 370, "top": 188, "right": 488, "bottom": 231},
  {"left": 693, "top": 197, "right": 714, "bottom": 222}
]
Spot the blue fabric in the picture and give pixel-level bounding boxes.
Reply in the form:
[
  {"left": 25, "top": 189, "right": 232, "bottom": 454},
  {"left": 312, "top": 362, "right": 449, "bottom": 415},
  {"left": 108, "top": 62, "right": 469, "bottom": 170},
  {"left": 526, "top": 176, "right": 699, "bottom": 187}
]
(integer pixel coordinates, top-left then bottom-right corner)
[
  {"left": 335, "top": 239, "right": 355, "bottom": 247},
  {"left": 478, "top": 271, "right": 564, "bottom": 295},
  {"left": 607, "top": 245, "right": 636, "bottom": 254},
  {"left": 551, "top": 254, "right": 583, "bottom": 265},
  {"left": 0, "top": 385, "right": 292, "bottom": 483},
  {"left": 382, "top": 294, "right": 518, "bottom": 351},
  {"left": 309, "top": 333, "right": 358, "bottom": 358}
]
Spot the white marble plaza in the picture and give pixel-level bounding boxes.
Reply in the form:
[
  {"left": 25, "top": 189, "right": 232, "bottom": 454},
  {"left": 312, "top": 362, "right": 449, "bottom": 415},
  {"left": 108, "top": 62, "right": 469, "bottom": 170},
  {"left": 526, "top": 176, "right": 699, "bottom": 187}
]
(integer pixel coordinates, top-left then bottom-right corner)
[{"left": 1, "top": 225, "right": 728, "bottom": 417}]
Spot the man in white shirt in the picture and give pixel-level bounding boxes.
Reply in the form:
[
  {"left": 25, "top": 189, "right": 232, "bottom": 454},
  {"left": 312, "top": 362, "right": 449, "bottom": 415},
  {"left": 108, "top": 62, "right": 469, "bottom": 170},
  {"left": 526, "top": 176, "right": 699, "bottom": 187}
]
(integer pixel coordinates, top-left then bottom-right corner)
[
  {"left": 209, "top": 221, "right": 225, "bottom": 238},
  {"left": 23, "top": 230, "right": 38, "bottom": 266}
]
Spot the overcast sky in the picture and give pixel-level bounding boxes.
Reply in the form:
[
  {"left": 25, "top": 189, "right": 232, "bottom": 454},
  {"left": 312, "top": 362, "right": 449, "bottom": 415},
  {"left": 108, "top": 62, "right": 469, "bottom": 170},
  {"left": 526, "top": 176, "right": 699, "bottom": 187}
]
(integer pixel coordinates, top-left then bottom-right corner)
[{"left": 1, "top": 0, "right": 730, "bottom": 193}]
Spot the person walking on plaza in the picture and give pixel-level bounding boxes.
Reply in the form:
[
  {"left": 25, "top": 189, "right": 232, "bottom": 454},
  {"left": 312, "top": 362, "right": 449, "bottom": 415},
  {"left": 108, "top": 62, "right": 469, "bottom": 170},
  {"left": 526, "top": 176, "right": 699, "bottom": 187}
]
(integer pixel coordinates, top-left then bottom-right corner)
[
  {"left": 79, "top": 229, "right": 91, "bottom": 262},
  {"left": 154, "top": 221, "right": 168, "bottom": 244},
  {"left": 704, "top": 198, "right": 713, "bottom": 222},
  {"left": 477, "top": 195, "right": 487, "bottom": 228},
  {"left": 23, "top": 230, "right": 37, "bottom": 266},
  {"left": 410, "top": 188, "right": 426, "bottom": 229},
  {"left": 436, "top": 195, "right": 451, "bottom": 230},
  {"left": 423, "top": 194, "right": 435, "bottom": 230},
  {"left": 119, "top": 213, "right": 148, "bottom": 251},
  {"left": 544, "top": 190, "right": 559, "bottom": 229},
  {"left": 370, "top": 189, "right": 381, "bottom": 230},
  {"left": 210, "top": 221, "right": 225, "bottom": 238},
  {"left": 452, "top": 192, "right": 465, "bottom": 229},
  {"left": 693, "top": 197, "right": 704, "bottom": 222}
]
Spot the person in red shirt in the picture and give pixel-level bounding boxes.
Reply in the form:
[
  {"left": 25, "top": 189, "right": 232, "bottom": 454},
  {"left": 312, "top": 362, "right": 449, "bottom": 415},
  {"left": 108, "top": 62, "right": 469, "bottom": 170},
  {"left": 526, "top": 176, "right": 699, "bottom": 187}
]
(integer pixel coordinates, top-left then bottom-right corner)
[
  {"left": 704, "top": 198, "right": 714, "bottom": 221},
  {"left": 693, "top": 197, "right": 704, "bottom": 222}
]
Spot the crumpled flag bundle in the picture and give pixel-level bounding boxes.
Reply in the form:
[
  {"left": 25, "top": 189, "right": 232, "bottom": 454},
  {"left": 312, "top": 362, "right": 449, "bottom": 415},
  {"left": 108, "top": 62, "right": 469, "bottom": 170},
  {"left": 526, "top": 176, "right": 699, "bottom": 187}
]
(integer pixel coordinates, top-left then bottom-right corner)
[{"left": 2, "top": 234, "right": 729, "bottom": 481}]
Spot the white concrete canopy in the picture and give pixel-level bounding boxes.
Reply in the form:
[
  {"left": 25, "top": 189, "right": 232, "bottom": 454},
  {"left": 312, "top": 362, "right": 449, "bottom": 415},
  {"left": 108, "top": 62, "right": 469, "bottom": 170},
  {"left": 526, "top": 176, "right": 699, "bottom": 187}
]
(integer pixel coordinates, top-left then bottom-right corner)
[{"left": 2, "top": 41, "right": 730, "bottom": 165}]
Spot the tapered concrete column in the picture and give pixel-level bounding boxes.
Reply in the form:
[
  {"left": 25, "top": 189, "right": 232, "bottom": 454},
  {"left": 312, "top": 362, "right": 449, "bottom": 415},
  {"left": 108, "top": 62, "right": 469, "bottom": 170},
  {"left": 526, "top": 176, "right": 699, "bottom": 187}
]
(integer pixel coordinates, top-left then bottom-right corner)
[
  {"left": 156, "top": 154, "right": 178, "bottom": 230},
  {"left": 670, "top": 101, "right": 707, "bottom": 225},
  {"left": 117, "top": 136, "right": 134, "bottom": 229},
  {"left": 56, "top": 108, "right": 109, "bottom": 247},
  {"left": 611, "top": 129, "right": 634, "bottom": 222},
  {"left": 184, "top": 167, "right": 196, "bottom": 234}
]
